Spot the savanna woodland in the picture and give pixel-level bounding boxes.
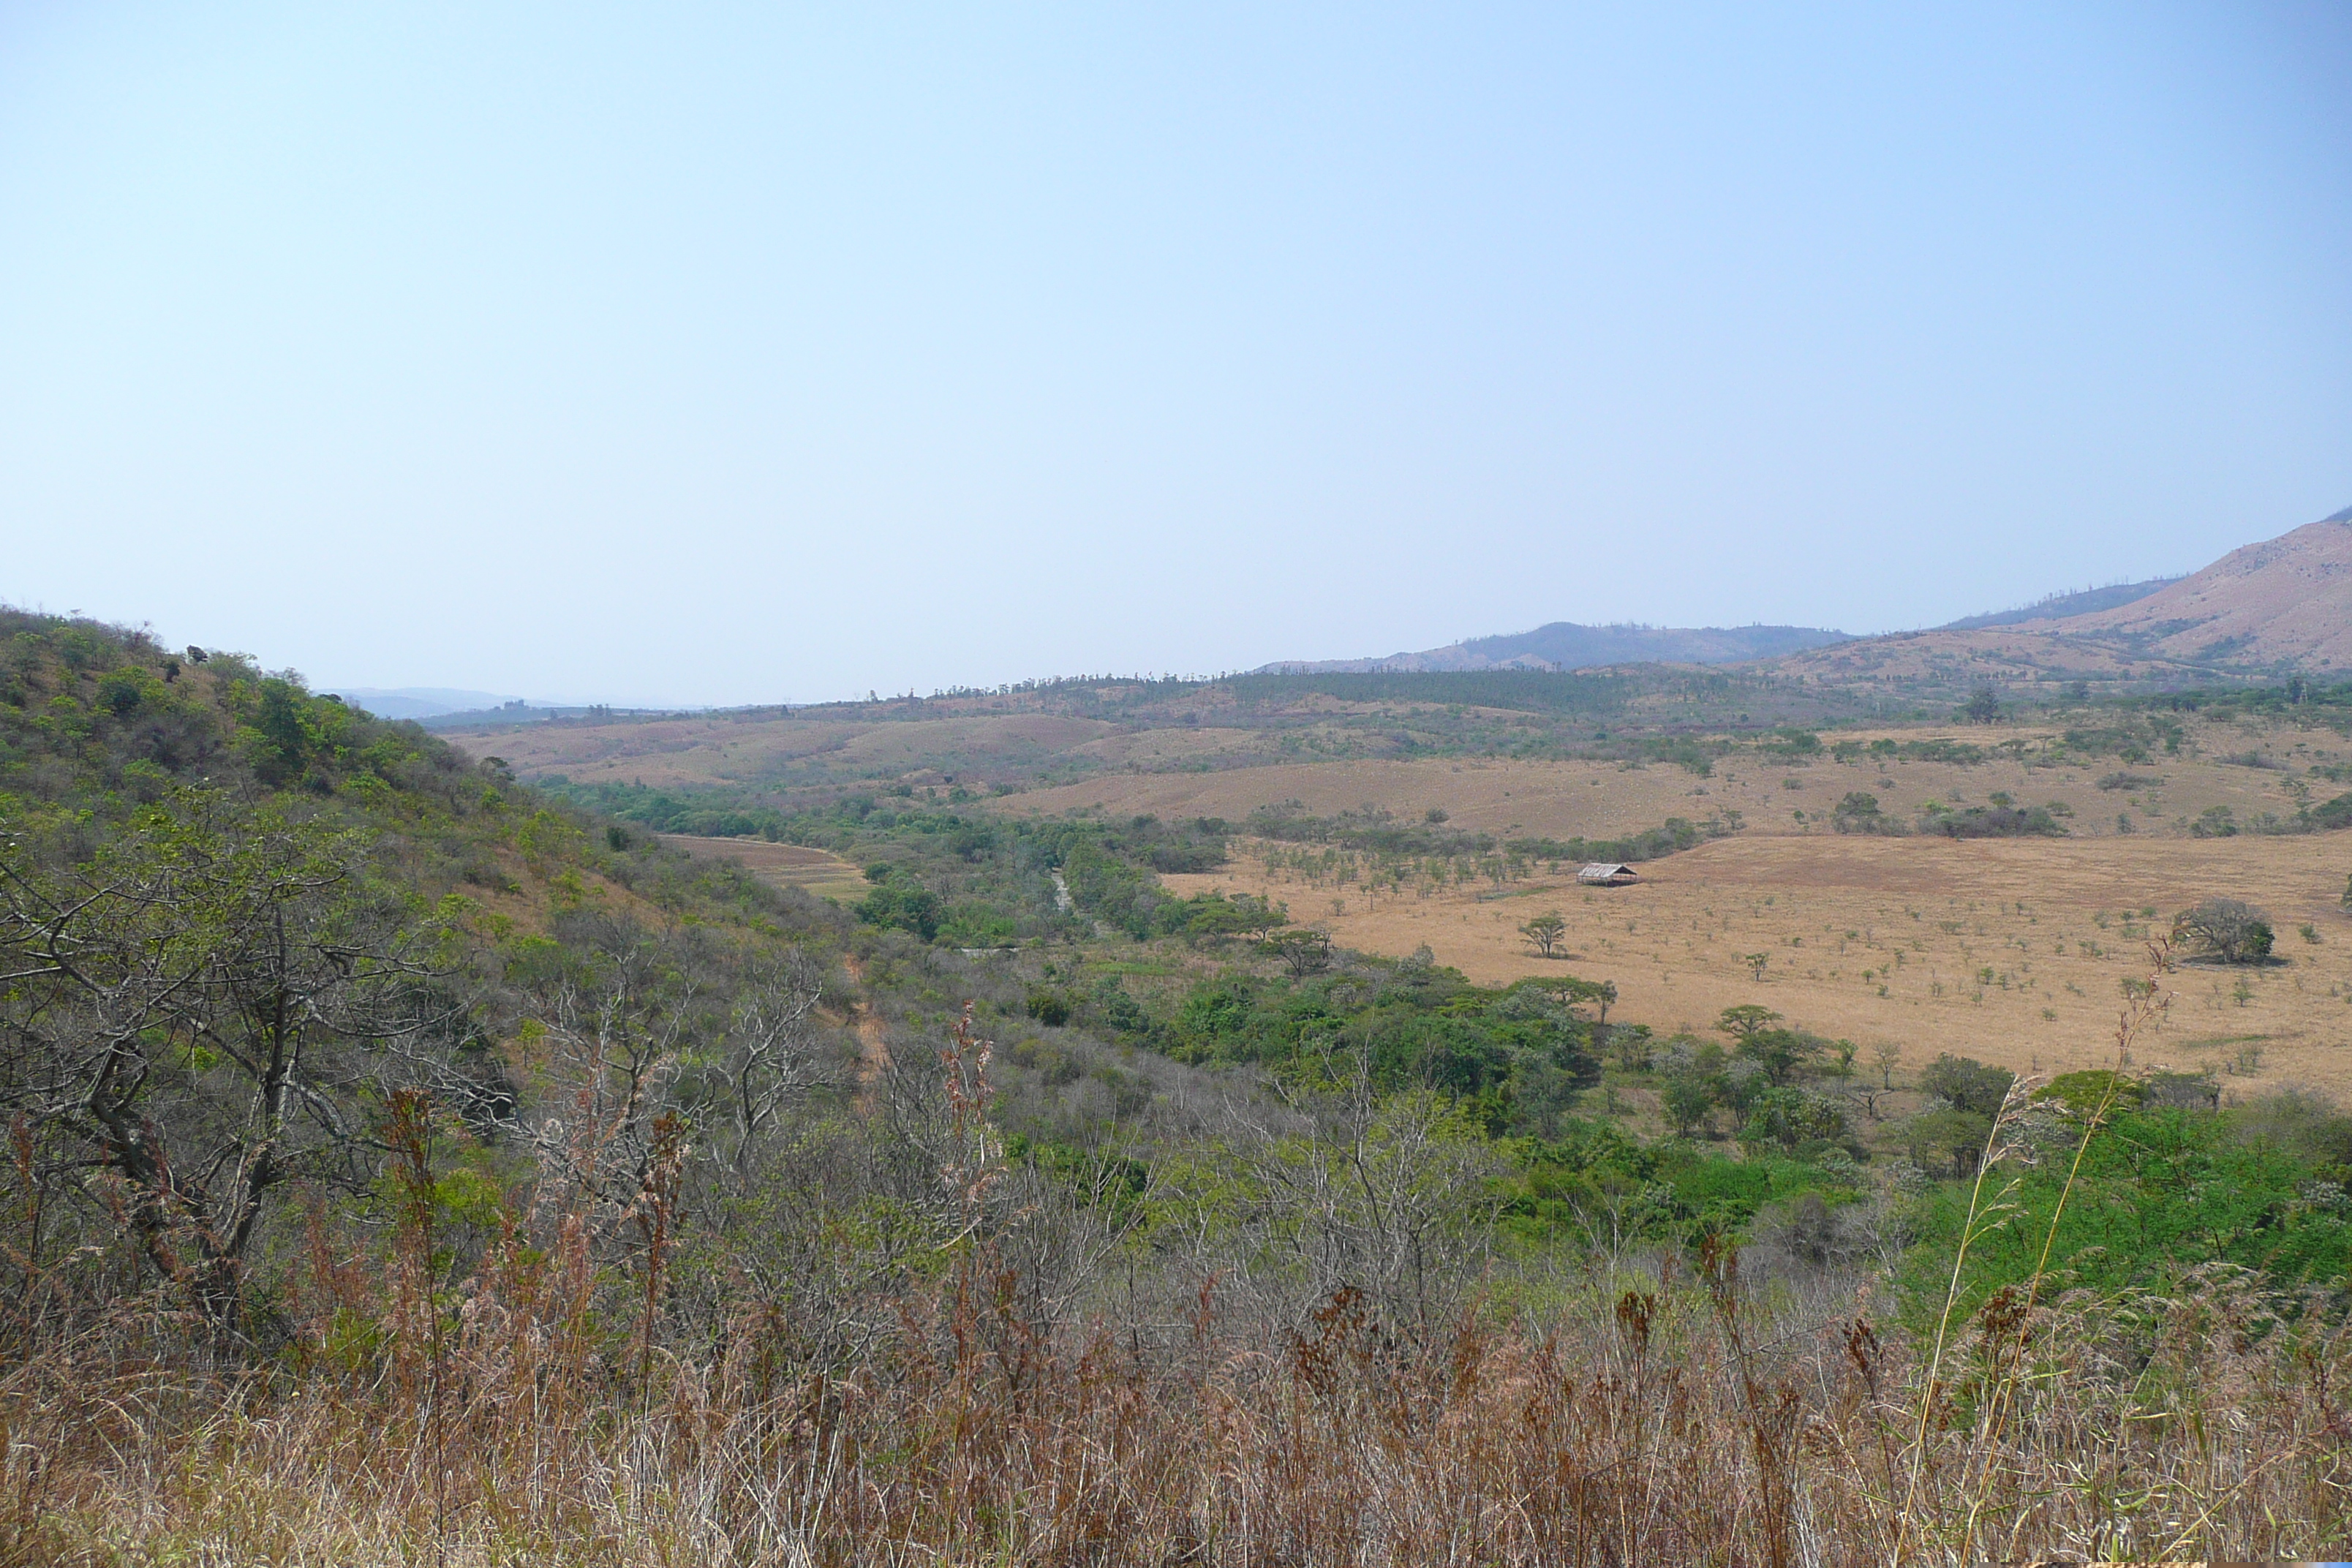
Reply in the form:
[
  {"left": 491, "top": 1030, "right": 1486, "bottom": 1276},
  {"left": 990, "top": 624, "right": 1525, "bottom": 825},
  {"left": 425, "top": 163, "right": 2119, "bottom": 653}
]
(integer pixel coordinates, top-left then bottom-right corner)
[{"left": 4, "top": 611, "right": 2350, "bottom": 1564}]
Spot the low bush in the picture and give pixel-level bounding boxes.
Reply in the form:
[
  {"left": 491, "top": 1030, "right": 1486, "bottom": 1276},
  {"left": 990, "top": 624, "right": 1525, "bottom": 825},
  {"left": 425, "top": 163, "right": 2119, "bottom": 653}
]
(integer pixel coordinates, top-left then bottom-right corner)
[{"left": 1919, "top": 803, "right": 2065, "bottom": 838}]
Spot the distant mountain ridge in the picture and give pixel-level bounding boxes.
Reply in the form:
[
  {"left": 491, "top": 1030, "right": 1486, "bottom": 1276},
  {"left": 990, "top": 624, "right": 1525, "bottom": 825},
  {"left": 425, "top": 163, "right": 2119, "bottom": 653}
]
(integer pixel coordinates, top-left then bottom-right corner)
[
  {"left": 1262, "top": 500, "right": 2352, "bottom": 685},
  {"left": 2055, "top": 508, "right": 2352, "bottom": 668},
  {"left": 338, "top": 688, "right": 676, "bottom": 728},
  {"left": 1762, "top": 501, "right": 2352, "bottom": 696},
  {"left": 1258, "top": 621, "right": 1850, "bottom": 674}
]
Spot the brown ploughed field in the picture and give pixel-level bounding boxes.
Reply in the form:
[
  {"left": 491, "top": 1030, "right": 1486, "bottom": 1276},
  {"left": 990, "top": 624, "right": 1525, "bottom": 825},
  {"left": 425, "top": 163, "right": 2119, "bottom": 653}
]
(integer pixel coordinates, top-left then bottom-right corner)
[{"left": 657, "top": 834, "right": 868, "bottom": 900}]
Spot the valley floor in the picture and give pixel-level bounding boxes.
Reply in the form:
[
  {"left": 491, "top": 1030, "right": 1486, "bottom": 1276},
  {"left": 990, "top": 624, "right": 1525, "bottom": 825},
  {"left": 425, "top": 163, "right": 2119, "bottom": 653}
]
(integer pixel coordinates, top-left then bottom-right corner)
[{"left": 1166, "top": 830, "right": 2352, "bottom": 1097}]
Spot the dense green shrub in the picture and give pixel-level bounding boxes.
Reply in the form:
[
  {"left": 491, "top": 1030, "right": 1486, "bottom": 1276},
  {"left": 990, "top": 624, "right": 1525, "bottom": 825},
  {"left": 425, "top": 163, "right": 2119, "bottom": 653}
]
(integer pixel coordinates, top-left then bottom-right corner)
[{"left": 1899, "top": 1099, "right": 2352, "bottom": 1327}]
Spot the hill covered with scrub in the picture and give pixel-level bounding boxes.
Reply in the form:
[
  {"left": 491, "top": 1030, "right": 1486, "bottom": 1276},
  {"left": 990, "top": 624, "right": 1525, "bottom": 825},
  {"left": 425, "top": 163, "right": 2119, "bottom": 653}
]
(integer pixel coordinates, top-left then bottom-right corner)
[{"left": 4, "top": 608, "right": 2352, "bottom": 1562}]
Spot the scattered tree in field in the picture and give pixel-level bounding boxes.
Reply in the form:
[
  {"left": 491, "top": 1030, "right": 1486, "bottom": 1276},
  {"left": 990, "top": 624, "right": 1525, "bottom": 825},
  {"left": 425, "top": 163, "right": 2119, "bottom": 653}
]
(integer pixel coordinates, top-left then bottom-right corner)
[
  {"left": 1742, "top": 951, "right": 1771, "bottom": 981},
  {"left": 1714, "top": 1004, "right": 1782, "bottom": 1040},
  {"left": 1831, "top": 792, "right": 1901, "bottom": 834},
  {"left": 1964, "top": 683, "right": 2000, "bottom": 724},
  {"left": 2176, "top": 898, "right": 2274, "bottom": 965},
  {"left": 1872, "top": 1039, "right": 1901, "bottom": 1089},
  {"left": 1520, "top": 911, "right": 1569, "bottom": 958}
]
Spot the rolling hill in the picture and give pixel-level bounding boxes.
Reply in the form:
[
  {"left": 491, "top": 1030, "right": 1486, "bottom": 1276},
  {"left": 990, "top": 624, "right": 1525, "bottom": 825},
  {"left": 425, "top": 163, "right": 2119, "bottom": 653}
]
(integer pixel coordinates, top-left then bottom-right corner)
[
  {"left": 1760, "top": 503, "right": 2352, "bottom": 698},
  {"left": 2054, "top": 506, "right": 2352, "bottom": 669},
  {"left": 1264, "top": 503, "right": 2351, "bottom": 697},
  {"left": 1259, "top": 620, "right": 1850, "bottom": 674},
  {"left": 1936, "top": 577, "right": 2178, "bottom": 630}
]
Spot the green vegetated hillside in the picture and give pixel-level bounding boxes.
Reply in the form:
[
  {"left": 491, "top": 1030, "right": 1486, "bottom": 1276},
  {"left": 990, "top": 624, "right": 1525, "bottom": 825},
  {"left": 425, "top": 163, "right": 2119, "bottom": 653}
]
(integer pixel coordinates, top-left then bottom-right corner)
[{"left": 5, "top": 609, "right": 2351, "bottom": 1561}]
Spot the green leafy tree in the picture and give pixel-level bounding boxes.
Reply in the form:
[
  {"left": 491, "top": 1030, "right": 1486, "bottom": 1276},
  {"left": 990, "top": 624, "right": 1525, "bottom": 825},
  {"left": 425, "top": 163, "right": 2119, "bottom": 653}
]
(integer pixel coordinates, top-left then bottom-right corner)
[
  {"left": 1734, "top": 1028, "right": 1820, "bottom": 1086},
  {"left": 1531, "top": 974, "right": 1616, "bottom": 1027},
  {"left": 1714, "top": 1003, "right": 1782, "bottom": 1040},
  {"left": 1831, "top": 792, "right": 1892, "bottom": 834},
  {"left": 1265, "top": 928, "right": 1333, "bottom": 976},
  {"left": 2308, "top": 792, "right": 2352, "bottom": 829},
  {"left": 1739, "top": 1087, "right": 1848, "bottom": 1153},
  {"left": 1661, "top": 1073, "right": 1715, "bottom": 1137},
  {"left": 1165, "top": 891, "right": 1286, "bottom": 943},
  {"left": 1907, "top": 1107, "right": 1994, "bottom": 1178},
  {"left": 2176, "top": 898, "right": 2274, "bottom": 965},
  {"left": 857, "top": 882, "right": 942, "bottom": 941},
  {"left": 1917, "top": 1053, "right": 2015, "bottom": 1118},
  {"left": 1519, "top": 911, "right": 1568, "bottom": 959}
]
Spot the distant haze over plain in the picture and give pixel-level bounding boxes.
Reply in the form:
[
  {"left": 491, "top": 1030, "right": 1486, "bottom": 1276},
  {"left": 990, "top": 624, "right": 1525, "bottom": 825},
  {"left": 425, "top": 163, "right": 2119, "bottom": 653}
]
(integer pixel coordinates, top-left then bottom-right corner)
[
  {"left": 336, "top": 689, "right": 524, "bottom": 722},
  {"left": 4, "top": 4, "right": 2348, "bottom": 706}
]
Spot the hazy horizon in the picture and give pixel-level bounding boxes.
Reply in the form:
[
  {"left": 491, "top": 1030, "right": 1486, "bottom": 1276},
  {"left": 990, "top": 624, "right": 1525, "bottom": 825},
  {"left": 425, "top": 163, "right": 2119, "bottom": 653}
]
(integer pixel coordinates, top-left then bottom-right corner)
[{"left": 6, "top": 4, "right": 2348, "bottom": 706}]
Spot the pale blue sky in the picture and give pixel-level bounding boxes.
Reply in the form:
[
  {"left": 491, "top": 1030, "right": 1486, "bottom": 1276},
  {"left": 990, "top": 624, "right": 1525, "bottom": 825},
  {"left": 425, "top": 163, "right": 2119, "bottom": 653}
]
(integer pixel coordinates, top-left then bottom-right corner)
[{"left": 4, "top": 3, "right": 2348, "bottom": 706}]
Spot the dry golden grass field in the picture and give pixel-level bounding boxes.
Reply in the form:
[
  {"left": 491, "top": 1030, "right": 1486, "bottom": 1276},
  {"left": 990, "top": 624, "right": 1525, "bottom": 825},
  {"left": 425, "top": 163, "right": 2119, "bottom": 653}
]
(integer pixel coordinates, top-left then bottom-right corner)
[
  {"left": 1011, "top": 722, "right": 2341, "bottom": 844},
  {"left": 1165, "top": 829, "right": 2352, "bottom": 1098},
  {"left": 1061, "top": 717, "right": 2352, "bottom": 1098},
  {"left": 656, "top": 833, "right": 868, "bottom": 900},
  {"left": 1765, "top": 626, "right": 2200, "bottom": 688}
]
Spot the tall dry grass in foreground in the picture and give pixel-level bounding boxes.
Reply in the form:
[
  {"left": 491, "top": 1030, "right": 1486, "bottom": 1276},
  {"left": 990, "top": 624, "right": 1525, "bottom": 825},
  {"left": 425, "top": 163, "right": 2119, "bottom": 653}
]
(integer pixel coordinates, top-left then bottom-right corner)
[
  {"left": 5, "top": 986, "right": 2348, "bottom": 1566},
  {"left": 5, "top": 1248, "right": 2346, "bottom": 1564}
]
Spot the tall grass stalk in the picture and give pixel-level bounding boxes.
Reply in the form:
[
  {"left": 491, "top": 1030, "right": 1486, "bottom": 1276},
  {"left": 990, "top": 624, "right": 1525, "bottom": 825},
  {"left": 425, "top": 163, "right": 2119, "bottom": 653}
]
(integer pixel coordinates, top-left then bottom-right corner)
[
  {"left": 1893, "top": 1085, "right": 2029, "bottom": 1558},
  {"left": 8, "top": 1257, "right": 2343, "bottom": 1564},
  {"left": 1953, "top": 938, "right": 2174, "bottom": 1562}
]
